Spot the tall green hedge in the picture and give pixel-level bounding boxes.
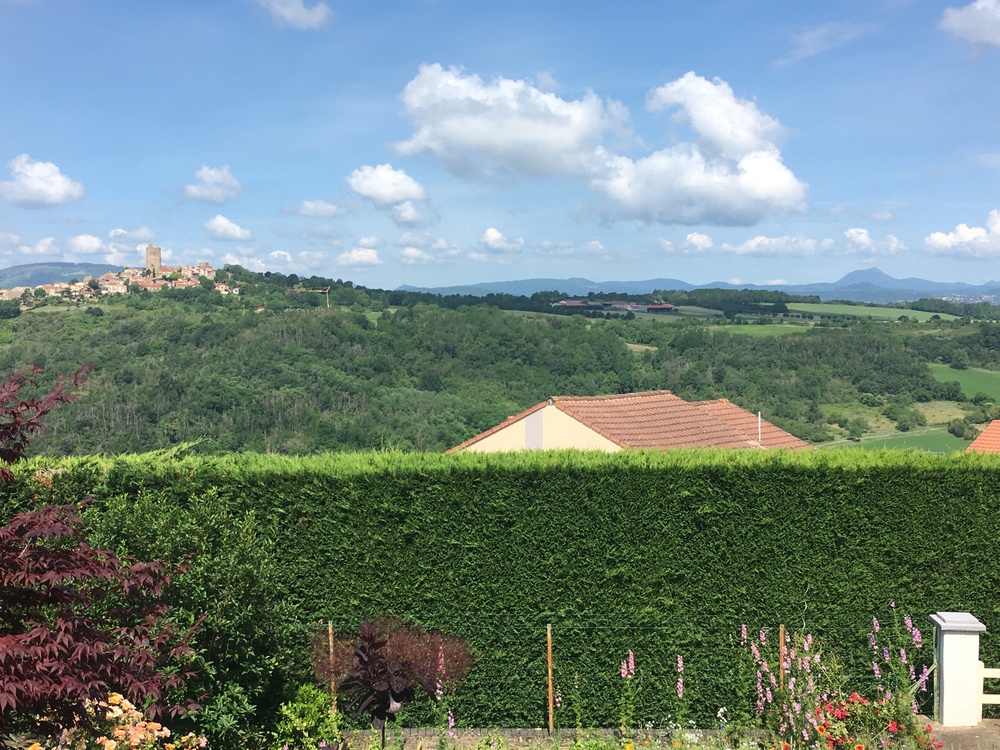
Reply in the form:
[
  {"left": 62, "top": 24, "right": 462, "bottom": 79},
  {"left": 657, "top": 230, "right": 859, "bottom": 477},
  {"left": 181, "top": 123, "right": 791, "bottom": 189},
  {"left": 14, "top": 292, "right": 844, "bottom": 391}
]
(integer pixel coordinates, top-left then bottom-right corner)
[{"left": 4, "top": 449, "right": 1000, "bottom": 732}]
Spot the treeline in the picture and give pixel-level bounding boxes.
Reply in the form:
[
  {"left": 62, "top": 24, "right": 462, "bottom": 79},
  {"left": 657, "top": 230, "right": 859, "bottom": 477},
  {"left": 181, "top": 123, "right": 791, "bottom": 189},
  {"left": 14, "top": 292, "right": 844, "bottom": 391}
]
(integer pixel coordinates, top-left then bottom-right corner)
[
  {"left": 0, "top": 281, "right": 973, "bottom": 453},
  {"left": 197, "top": 266, "right": 824, "bottom": 319},
  {"left": 7, "top": 300, "right": 644, "bottom": 455},
  {"left": 905, "top": 297, "right": 1000, "bottom": 321},
  {"left": 654, "top": 288, "right": 819, "bottom": 318}
]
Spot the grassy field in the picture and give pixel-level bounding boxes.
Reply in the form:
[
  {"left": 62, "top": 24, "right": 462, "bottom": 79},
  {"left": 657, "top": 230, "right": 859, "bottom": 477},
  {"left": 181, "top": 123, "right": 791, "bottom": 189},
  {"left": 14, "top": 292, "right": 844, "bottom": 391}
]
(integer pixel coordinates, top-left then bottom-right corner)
[
  {"left": 787, "top": 303, "right": 958, "bottom": 321},
  {"left": 821, "top": 426, "right": 970, "bottom": 453},
  {"left": 711, "top": 323, "right": 811, "bottom": 337},
  {"left": 929, "top": 363, "right": 1000, "bottom": 401}
]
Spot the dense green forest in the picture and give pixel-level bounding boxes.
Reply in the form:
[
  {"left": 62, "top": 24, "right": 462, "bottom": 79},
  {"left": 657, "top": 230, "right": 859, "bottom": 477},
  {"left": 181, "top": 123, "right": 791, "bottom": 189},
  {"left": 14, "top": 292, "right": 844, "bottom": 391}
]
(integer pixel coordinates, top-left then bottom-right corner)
[{"left": 2, "top": 267, "right": 998, "bottom": 454}]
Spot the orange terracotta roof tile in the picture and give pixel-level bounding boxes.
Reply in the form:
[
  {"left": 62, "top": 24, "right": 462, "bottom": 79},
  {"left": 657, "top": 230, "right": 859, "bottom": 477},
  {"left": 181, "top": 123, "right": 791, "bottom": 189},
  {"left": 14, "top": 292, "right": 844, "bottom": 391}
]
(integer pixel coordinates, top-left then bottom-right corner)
[
  {"left": 554, "top": 391, "right": 812, "bottom": 451},
  {"left": 967, "top": 420, "right": 1000, "bottom": 453},
  {"left": 448, "top": 390, "right": 813, "bottom": 453}
]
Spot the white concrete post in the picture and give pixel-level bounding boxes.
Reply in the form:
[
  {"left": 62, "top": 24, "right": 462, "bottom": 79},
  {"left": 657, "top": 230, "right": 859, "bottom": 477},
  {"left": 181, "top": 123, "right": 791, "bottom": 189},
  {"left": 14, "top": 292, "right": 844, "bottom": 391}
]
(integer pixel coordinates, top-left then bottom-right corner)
[{"left": 931, "top": 612, "right": 987, "bottom": 727}]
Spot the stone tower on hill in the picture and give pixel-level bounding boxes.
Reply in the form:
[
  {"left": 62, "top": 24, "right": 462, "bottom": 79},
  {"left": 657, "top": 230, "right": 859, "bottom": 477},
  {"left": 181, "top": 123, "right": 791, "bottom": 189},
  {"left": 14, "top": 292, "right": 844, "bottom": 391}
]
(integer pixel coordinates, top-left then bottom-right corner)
[{"left": 145, "top": 243, "right": 162, "bottom": 275}]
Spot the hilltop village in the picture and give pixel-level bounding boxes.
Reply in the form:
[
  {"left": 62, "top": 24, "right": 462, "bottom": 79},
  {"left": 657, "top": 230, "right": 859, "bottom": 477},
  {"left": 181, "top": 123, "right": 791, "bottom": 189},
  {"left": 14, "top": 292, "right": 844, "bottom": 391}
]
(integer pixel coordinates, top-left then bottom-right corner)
[{"left": 0, "top": 244, "right": 236, "bottom": 301}]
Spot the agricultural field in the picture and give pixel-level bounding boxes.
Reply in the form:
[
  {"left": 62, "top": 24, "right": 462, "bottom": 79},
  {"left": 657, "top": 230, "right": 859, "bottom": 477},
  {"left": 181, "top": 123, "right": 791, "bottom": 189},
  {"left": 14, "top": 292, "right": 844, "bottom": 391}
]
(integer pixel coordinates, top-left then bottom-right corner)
[
  {"left": 822, "top": 426, "right": 971, "bottom": 453},
  {"left": 710, "top": 323, "right": 811, "bottom": 337},
  {"left": 787, "top": 302, "right": 958, "bottom": 321},
  {"left": 929, "top": 363, "right": 1000, "bottom": 402}
]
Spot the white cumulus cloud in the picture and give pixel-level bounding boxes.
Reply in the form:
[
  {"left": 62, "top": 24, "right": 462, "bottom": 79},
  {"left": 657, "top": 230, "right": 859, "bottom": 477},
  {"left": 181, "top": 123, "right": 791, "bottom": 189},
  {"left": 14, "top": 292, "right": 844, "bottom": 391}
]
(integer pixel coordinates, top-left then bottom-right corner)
[
  {"left": 396, "top": 232, "right": 460, "bottom": 264},
  {"left": 347, "top": 164, "right": 425, "bottom": 207},
  {"left": 109, "top": 226, "right": 155, "bottom": 243},
  {"left": 393, "top": 64, "right": 804, "bottom": 227},
  {"left": 205, "top": 214, "right": 252, "bottom": 240},
  {"left": 251, "top": 0, "right": 331, "bottom": 29},
  {"left": 336, "top": 248, "right": 382, "bottom": 266},
  {"left": 400, "top": 247, "right": 433, "bottom": 265},
  {"left": 843, "top": 227, "right": 904, "bottom": 255},
  {"left": 471, "top": 228, "right": 524, "bottom": 263},
  {"left": 392, "top": 201, "right": 425, "bottom": 226},
  {"left": 941, "top": 0, "right": 1000, "bottom": 47},
  {"left": 480, "top": 227, "right": 523, "bottom": 252},
  {"left": 19, "top": 237, "right": 59, "bottom": 256},
  {"left": 347, "top": 164, "right": 430, "bottom": 227},
  {"left": 293, "top": 199, "right": 344, "bottom": 217},
  {"left": 537, "top": 239, "right": 615, "bottom": 260},
  {"left": 184, "top": 165, "right": 243, "bottom": 204},
  {"left": 660, "top": 232, "right": 818, "bottom": 257},
  {"left": 595, "top": 73, "right": 806, "bottom": 225},
  {"left": 395, "top": 63, "right": 624, "bottom": 178},
  {"left": 68, "top": 234, "right": 105, "bottom": 254},
  {"left": 0, "top": 154, "right": 84, "bottom": 206},
  {"left": 925, "top": 210, "right": 1000, "bottom": 257}
]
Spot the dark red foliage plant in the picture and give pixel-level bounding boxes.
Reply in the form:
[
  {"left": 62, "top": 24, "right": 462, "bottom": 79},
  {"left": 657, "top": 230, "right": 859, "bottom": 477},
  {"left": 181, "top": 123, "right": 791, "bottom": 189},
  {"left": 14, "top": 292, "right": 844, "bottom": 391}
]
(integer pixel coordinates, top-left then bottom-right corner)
[
  {"left": 335, "top": 618, "right": 473, "bottom": 731},
  {"left": 0, "top": 366, "right": 201, "bottom": 746},
  {"left": 0, "top": 504, "right": 202, "bottom": 744}
]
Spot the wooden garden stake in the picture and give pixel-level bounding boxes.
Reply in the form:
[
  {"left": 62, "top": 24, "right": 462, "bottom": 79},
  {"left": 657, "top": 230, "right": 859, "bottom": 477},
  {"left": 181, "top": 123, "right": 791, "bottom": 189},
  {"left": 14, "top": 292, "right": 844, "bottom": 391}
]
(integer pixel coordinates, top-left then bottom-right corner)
[
  {"left": 547, "top": 623, "right": 554, "bottom": 735},
  {"left": 328, "top": 621, "right": 337, "bottom": 715},
  {"left": 778, "top": 624, "right": 786, "bottom": 692}
]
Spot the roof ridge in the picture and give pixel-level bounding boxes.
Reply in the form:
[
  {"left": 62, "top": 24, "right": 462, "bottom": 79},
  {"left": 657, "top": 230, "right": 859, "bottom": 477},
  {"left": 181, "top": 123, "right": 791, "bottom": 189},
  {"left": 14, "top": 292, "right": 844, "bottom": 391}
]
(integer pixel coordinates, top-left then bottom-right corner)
[{"left": 552, "top": 389, "right": 677, "bottom": 403}]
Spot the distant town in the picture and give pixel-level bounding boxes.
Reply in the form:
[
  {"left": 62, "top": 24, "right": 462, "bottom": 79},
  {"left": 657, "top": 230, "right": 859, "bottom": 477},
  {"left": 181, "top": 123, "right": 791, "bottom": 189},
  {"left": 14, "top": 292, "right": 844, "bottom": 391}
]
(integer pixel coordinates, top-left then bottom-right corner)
[{"left": 0, "top": 244, "right": 237, "bottom": 301}]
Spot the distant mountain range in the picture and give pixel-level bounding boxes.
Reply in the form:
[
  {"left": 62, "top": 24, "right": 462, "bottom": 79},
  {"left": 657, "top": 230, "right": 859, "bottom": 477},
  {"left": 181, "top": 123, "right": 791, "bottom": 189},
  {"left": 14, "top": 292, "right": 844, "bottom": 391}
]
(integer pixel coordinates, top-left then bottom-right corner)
[
  {"left": 399, "top": 268, "right": 1000, "bottom": 304},
  {"left": 0, "top": 262, "right": 123, "bottom": 289},
  {"left": 4, "top": 262, "right": 998, "bottom": 305}
]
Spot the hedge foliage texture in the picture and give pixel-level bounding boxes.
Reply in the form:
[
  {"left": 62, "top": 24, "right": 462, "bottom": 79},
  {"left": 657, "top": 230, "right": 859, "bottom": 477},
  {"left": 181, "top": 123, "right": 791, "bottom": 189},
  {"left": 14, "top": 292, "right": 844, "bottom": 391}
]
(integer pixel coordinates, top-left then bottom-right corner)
[{"left": 3, "top": 449, "right": 1000, "bottom": 728}]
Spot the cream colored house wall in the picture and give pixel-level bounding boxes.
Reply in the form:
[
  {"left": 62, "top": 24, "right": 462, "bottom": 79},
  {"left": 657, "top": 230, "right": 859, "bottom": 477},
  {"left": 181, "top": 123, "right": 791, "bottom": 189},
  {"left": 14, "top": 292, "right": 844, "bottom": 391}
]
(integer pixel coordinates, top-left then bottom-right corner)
[
  {"left": 462, "top": 404, "right": 620, "bottom": 453},
  {"left": 462, "top": 417, "right": 528, "bottom": 453},
  {"left": 540, "top": 405, "right": 620, "bottom": 451}
]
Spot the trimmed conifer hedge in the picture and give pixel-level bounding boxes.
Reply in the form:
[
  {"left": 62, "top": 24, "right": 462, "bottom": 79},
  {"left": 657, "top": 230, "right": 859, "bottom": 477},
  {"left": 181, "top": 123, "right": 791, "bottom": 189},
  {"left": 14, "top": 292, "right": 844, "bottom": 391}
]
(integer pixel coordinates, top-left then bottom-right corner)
[{"left": 3, "top": 449, "right": 1000, "bottom": 729}]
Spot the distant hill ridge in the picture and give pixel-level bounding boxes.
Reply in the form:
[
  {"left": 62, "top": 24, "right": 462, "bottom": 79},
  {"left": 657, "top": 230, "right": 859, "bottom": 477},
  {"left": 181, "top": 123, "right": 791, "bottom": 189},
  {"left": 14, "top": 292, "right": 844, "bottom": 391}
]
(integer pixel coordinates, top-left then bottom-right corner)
[
  {"left": 5, "top": 262, "right": 998, "bottom": 305},
  {"left": 399, "top": 267, "right": 1000, "bottom": 303},
  {"left": 0, "top": 262, "right": 123, "bottom": 289}
]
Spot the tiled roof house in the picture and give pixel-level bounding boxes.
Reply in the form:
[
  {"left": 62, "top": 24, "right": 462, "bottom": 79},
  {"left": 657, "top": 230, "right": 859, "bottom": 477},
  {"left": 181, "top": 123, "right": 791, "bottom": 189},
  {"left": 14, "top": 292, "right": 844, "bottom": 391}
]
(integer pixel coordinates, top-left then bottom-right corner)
[
  {"left": 447, "top": 390, "right": 813, "bottom": 454},
  {"left": 966, "top": 420, "right": 1000, "bottom": 453}
]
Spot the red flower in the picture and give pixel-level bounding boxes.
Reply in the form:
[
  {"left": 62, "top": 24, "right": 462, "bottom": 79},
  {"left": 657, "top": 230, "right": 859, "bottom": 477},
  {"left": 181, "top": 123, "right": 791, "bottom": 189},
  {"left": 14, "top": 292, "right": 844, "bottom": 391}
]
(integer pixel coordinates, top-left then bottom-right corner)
[{"left": 888, "top": 722, "right": 898, "bottom": 733}]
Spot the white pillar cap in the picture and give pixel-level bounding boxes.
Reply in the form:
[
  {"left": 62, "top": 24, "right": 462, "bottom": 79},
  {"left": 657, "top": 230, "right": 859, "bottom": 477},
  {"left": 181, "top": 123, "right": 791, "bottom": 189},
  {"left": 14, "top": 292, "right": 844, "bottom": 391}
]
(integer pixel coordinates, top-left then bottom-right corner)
[{"left": 931, "top": 612, "right": 987, "bottom": 633}]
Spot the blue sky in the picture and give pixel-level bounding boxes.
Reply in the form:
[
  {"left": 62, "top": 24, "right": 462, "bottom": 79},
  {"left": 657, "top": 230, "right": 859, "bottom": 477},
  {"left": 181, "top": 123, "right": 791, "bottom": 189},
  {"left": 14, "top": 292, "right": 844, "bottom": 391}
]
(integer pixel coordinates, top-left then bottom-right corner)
[{"left": 1, "top": 0, "right": 999, "bottom": 289}]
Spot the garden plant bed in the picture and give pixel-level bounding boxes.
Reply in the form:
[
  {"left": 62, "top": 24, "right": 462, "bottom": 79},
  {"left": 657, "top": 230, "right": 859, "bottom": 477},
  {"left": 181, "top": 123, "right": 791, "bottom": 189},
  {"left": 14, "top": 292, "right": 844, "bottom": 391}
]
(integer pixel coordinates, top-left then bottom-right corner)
[{"left": 353, "top": 722, "right": 1000, "bottom": 750}]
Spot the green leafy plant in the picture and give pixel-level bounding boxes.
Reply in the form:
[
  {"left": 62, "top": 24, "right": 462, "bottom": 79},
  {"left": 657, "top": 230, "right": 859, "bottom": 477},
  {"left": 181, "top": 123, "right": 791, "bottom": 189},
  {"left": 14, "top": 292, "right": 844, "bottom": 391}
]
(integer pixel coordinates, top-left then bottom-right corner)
[{"left": 273, "top": 684, "right": 345, "bottom": 750}]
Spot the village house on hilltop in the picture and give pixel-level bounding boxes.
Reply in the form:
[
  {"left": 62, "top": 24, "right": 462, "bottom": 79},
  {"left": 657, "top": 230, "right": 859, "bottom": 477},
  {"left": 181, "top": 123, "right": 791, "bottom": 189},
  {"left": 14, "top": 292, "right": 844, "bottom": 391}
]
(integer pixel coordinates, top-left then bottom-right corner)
[
  {"left": 0, "top": 243, "right": 237, "bottom": 301},
  {"left": 447, "top": 390, "right": 813, "bottom": 454}
]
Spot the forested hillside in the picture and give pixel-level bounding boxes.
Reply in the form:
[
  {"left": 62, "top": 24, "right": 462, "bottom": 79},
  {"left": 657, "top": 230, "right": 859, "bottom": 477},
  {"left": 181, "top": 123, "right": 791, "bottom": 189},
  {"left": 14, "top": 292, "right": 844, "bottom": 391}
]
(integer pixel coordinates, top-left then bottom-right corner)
[{"left": 0, "top": 269, "right": 989, "bottom": 454}]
